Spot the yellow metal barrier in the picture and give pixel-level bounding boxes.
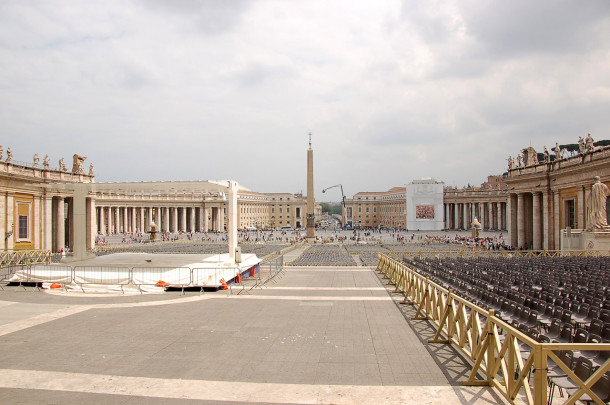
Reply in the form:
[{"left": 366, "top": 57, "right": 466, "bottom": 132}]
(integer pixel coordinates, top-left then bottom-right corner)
[
  {"left": 384, "top": 249, "right": 610, "bottom": 260},
  {"left": 0, "top": 250, "right": 52, "bottom": 268},
  {"left": 376, "top": 253, "right": 610, "bottom": 405}
]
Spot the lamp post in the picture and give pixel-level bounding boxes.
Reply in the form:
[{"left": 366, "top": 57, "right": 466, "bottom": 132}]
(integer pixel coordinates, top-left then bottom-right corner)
[{"left": 322, "top": 184, "right": 347, "bottom": 228}]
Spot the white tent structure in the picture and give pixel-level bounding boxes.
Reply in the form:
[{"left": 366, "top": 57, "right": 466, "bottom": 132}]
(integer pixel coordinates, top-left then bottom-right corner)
[{"left": 15, "top": 180, "right": 262, "bottom": 292}]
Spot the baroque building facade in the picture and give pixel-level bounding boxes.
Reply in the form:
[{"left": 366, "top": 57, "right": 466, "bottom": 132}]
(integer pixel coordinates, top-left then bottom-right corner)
[
  {"left": 1, "top": 148, "right": 321, "bottom": 252},
  {"left": 505, "top": 142, "right": 610, "bottom": 250},
  {"left": 0, "top": 152, "right": 95, "bottom": 252}
]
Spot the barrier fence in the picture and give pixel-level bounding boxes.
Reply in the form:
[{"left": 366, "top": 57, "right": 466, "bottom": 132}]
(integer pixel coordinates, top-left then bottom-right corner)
[
  {"left": 3, "top": 263, "right": 263, "bottom": 295},
  {"left": 0, "top": 250, "right": 51, "bottom": 268},
  {"left": 384, "top": 249, "right": 610, "bottom": 260},
  {"left": 376, "top": 253, "right": 610, "bottom": 405},
  {"left": 235, "top": 255, "right": 285, "bottom": 295}
]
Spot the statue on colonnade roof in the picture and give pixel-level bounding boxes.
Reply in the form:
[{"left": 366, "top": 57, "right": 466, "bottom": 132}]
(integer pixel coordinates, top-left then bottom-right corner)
[
  {"left": 72, "top": 154, "right": 87, "bottom": 174},
  {"left": 587, "top": 176, "right": 610, "bottom": 231}
]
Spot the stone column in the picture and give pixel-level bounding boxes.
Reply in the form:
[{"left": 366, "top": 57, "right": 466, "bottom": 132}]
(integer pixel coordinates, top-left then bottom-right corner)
[
  {"left": 54, "top": 197, "right": 65, "bottom": 252},
  {"left": 542, "top": 192, "right": 550, "bottom": 250},
  {"left": 171, "top": 207, "right": 177, "bottom": 232},
  {"left": 98, "top": 206, "right": 105, "bottom": 236},
  {"left": 139, "top": 207, "right": 145, "bottom": 233},
  {"left": 71, "top": 186, "right": 94, "bottom": 261},
  {"left": 508, "top": 194, "right": 517, "bottom": 248},
  {"left": 532, "top": 192, "right": 542, "bottom": 250},
  {"left": 180, "top": 207, "right": 187, "bottom": 232},
  {"left": 577, "top": 186, "right": 585, "bottom": 229},
  {"left": 203, "top": 207, "right": 209, "bottom": 232},
  {"left": 106, "top": 207, "right": 112, "bottom": 235},
  {"left": 67, "top": 199, "right": 74, "bottom": 251},
  {"left": 454, "top": 203, "right": 459, "bottom": 229},
  {"left": 114, "top": 207, "right": 120, "bottom": 234},
  {"left": 0, "top": 194, "right": 5, "bottom": 250},
  {"left": 33, "top": 197, "right": 41, "bottom": 249},
  {"left": 163, "top": 207, "right": 169, "bottom": 232},
  {"left": 496, "top": 202, "right": 501, "bottom": 230},
  {"left": 189, "top": 207, "right": 195, "bottom": 232},
  {"left": 553, "top": 191, "right": 560, "bottom": 250},
  {"left": 583, "top": 185, "right": 592, "bottom": 230},
  {"left": 123, "top": 207, "right": 128, "bottom": 233},
  {"left": 487, "top": 202, "right": 493, "bottom": 230},
  {"left": 517, "top": 193, "right": 526, "bottom": 249},
  {"left": 43, "top": 195, "right": 53, "bottom": 249},
  {"left": 198, "top": 207, "right": 204, "bottom": 232},
  {"left": 146, "top": 207, "right": 152, "bottom": 231},
  {"left": 131, "top": 207, "right": 137, "bottom": 233},
  {"left": 5, "top": 193, "right": 14, "bottom": 250},
  {"left": 219, "top": 205, "right": 225, "bottom": 232},
  {"left": 86, "top": 197, "right": 96, "bottom": 249},
  {"left": 227, "top": 181, "right": 239, "bottom": 261}
]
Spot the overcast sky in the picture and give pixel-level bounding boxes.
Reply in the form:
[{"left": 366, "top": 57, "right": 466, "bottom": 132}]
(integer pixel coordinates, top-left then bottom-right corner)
[{"left": 2, "top": 1, "right": 610, "bottom": 199}]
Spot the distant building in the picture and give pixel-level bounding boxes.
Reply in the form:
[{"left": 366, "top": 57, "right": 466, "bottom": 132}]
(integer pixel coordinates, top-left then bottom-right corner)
[
  {"left": 343, "top": 187, "right": 406, "bottom": 228},
  {"left": 406, "top": 178, "right": 444, "bottom": 231}
]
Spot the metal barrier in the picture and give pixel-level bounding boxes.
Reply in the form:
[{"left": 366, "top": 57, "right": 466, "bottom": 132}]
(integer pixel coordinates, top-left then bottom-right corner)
[
  {"left": 235, "top": 255, "right": 284, "bottom": 295},
  {"left": 132, "top": 266, "right": 191, "bottom": 294},
  {"left": 388, "top": 249, "right": 610, "bottom": 260},
  {"left": 13, "top": 264, "right": 73, "bottom": 291},
  {"left": 1, "top": 254, "right": 284, "bottom": 296},
  {"left": 73, "top": 266, "right": 131, "bottom": 293},
  {"left": 376, "top": 253, "right": 610, "bottom": 405},
  {"left": 192, "top": 266, "right": 238, "bottom": 295},
  {"left": 0, "top": 250, "right": 52, "bottom": 268}
]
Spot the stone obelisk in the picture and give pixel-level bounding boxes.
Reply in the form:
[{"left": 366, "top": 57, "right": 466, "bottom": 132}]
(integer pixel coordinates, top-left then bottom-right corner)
[{"left": 306, "top": 133, "right": 315, "bottom": 239}]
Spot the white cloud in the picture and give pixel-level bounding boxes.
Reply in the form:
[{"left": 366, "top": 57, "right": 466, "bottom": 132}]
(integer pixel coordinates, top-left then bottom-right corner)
[{"left": 1, "top": 0, "right": 610, "bottom": 198}]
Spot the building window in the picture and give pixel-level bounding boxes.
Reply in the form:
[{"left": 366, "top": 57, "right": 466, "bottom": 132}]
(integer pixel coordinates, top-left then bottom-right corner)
[
  {"left": 565, "top": 199, "right": 576, "bottom": 229},
  {"left": 19, "top": 215, "right": 28, "bottom": 239}
]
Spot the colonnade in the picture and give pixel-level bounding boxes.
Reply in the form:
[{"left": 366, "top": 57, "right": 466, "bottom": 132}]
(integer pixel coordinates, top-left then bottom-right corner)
[
  {"left": 506, "top": 187, "right": 588, "bottom": 251},
  {"left": 444, "top": 201, "right": 507, "bottom": 232},
  {"left": 95, "top": 205, "right": 225, "bottom": 235}
]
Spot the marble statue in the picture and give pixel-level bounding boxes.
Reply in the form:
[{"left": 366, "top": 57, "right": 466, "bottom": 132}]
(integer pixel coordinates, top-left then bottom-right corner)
[
  {"left": 585, "top": 133, "right": 595, "bottom": 153},
  {"left": 0, "top": 145, "right": 3, "bottom": 160},
  {"left": 587, "top": 176, "right": 610, "bottom": 230},
  {"left": 43, "top": 155, "right": 50, "bottom": 170},
  {"left": 6, "top": 147, "right": 12, "bottom": 163},
  {"left": 59, "top": 158, "right": 66, "bottom": 172},
  {"left": 521, "top": 147, "right": 538, "bottom": 167},
  {"left": 72, "top": 154, "right": 87, "bottom": 173},
  {"left": 507, "top": 156, "right": 514, "bottom": 170},
  {"left": 89, "top": 163, "right": 95, "bottom": 176},
  {"left": 578, "top": 136, "right": 586, "bottom": 154},
  {"left": 516, "top": 154, "right": 523, "bottom": 167},
  {"left": 33, "top": 153, "right": 39, "bottom": 168},
  {"left": 554, "top": 142, "right": 562, "bottom": 160},
  {"left": 543, "top": 147, "right": 550, "bottom": 163}
]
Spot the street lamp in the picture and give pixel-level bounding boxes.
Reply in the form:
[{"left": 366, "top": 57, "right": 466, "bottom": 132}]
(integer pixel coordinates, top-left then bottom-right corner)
[{"left": 322, "top": 184, "right": 347, "bottom": 228}]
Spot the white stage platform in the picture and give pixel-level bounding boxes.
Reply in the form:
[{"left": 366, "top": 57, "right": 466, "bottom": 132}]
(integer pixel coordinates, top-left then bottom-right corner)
[{"left": 10, "top": 253, "right": 262, "bottom": 293}]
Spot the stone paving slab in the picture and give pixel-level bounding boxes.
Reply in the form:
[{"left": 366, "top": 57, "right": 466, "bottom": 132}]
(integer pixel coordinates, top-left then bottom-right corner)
[{"left": 0, "top": 266, "right": 509, "bottom": 404}]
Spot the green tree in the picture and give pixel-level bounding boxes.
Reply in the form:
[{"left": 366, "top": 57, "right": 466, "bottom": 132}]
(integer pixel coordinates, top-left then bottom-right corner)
[{"left": 320, "top": 203, "right": 333, "bottom": 213}]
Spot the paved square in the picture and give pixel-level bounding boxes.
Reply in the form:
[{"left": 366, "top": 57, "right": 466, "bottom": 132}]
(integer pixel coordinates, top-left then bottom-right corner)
[{"left": 0, "top": 266, "right": 507, "bottom": 404}]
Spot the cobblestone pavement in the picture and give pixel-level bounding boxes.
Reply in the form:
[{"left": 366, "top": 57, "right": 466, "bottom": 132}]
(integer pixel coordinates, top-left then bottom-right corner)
[{"left": 0, "top": 266, "right": 508, "bottom": 404}]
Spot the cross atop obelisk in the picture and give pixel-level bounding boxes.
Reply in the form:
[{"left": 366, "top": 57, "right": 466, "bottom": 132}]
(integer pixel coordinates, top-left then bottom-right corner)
[{"left": 306, "top": 133, "right": 315, "bottom": 239}]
